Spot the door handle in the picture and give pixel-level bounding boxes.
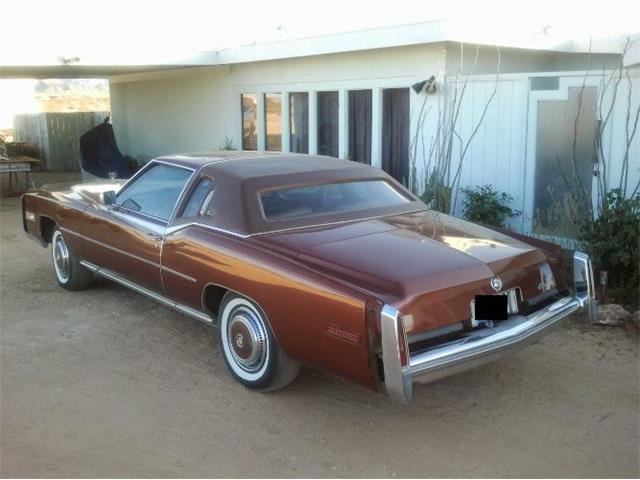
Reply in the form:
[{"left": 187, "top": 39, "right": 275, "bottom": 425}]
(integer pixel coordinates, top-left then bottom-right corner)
[{"left": 145, "top": 232, "right": 163, "bottom": 241}]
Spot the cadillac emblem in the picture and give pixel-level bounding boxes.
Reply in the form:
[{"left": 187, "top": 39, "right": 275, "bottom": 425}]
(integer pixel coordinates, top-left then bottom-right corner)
[{"left": 490, "top": 276, "right": 503, "bottom": 292}]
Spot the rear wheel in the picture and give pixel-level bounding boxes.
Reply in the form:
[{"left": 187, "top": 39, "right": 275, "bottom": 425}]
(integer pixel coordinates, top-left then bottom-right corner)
[
  {"left": 218, "top": 292, "right": 300, "bottom": 391},
  {"left": 51, "top": 229, "right": 93, "bottom": 290}
]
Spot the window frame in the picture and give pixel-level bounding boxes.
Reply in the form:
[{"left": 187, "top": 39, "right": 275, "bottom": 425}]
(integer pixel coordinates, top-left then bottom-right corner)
[
  {"left": 317, "top": 90, "right": 339, "bottom": 158},
  {"left": 176, "top": 175, "right": 216, "bottom": 220},
  {"left": 257, "top": 178, "right": 412, "bottom": 223},
  {"left": 347, "top": 89, "right": 373, "bottom": 165},
  {"left": 241, "top": 93, "right": 258, "bottom": 151},
  {"left": 289, "top": 92, "right": 309, "bottom": 154},
  {"left": 114, "top": 160, "right": 195, "bottom": 224},
  {"left": 264, "top": 92, "right": 283, "bottom": 152},
  {"left": 381, "top": 87, "right": 410, "bottom": 185}
]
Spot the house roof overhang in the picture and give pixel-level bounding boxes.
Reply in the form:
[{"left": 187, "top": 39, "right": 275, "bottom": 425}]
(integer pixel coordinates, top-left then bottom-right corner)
[{"left": 1, "top": 20, "right": 635, "bottom": 79}]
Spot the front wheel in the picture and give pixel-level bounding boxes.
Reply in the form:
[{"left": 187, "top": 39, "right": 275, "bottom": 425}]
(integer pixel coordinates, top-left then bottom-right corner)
[
  {"left": 218, "top": 292, "right": 300, "bottom": 392},
  {"left": 51, "top": 229, "right": 93, "bottom": 290}
]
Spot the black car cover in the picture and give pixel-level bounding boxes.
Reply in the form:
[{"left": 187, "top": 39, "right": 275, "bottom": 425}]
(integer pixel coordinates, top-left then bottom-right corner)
[{"left": 79, "top": 119, "right": 130, "bottom": 178}]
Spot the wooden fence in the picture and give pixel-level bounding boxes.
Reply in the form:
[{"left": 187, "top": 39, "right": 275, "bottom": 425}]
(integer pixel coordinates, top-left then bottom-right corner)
[{"left": 13, "top": 111, "right": 109, "bottom": 171}]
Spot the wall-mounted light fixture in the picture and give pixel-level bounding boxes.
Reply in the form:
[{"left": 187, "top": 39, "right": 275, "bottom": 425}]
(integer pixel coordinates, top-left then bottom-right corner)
[{"left": 412, "top": 76, "right": 437, "bottom": 95}]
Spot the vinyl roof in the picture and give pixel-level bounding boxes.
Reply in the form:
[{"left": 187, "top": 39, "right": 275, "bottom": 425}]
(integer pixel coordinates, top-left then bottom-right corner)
[
  {"left": 159, "top": 152, "right": 422, "bottom": 235},
  {"left": 159, "top": 151, "right": 373, "bottom": 179}
]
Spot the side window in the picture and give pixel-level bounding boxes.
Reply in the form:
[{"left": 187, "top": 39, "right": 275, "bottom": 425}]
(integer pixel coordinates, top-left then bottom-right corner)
[
  {"left": 116, "top": 163, "right": 192, "bottom": 221},
  {"left": 181, "top": 177, "right": 214, "bottom": 218}
]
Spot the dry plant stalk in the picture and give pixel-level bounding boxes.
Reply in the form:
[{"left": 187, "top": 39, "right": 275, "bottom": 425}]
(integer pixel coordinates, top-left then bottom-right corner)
[{"left": 410, "top": 43, "right": 501, "bottom": 214}]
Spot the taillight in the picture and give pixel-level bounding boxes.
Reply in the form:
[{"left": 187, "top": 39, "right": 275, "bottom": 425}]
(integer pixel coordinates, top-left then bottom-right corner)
[{"left": 397, "top": 314, "right": 409, "bottom": 367}]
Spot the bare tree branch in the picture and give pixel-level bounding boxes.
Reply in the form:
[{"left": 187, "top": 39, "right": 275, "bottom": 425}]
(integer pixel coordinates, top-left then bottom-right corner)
[
  {"left": 450, "top": 46, "right": 501, "bottom": 213},
  {"left": 619, "top": 66, "right": 639, "bottom": 197},
  {"left": 569, "top": 38, "right": 592, "bottom": 214},
  {"left": 596, "top": 39, "right": 628, "bottom": 201}
]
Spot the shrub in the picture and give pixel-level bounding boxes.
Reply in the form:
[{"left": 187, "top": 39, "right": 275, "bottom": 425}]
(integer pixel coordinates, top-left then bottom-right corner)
[
  {"left": 218, "top": 135, "right": 236, "bottom": 151},
  {"left": 532, "top": 189, "right": 586, "bottom": 240},
  {"left": 0, "top": 135, "right": 7, "bottom": 159},
  {"left": 461, "top": 185, "right": 520, "bottom": 227},
  {"left": 124, "top": 155, "right": 141, "bottom": 174},
  {"left": 421, "top": 170, "right": 452, "bottom": 213},
  {"left": 579, "top": 189, "right": 639, "bottom": 309}
]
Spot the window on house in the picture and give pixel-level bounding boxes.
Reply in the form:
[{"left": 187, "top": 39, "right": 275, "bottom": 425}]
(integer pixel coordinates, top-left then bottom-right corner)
[
  {"left": 348, "top": 90, "right": 372, "bottom": 164},
  {"left": 289, "top": 92, "right": 309, "bottom": 153},
  {"left": 264, "top": 93, "right": 282, "bottom": 151},
  {"left": 530, "top": 77, "right": 560, "bottom": 91},
  {"left": 382, "top": 88, "right": 410, "bottom": 185},
  {"left": 317, "top": 91, "right": 339, "bottom": 157},
  {"left": 241, "top": 94, "right": 257, "bottom": 150}
]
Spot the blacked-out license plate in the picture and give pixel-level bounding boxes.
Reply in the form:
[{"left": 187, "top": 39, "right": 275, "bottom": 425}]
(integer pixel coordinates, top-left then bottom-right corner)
[{"left": 474, "top": 295, "right": 508, "bottom": 320}]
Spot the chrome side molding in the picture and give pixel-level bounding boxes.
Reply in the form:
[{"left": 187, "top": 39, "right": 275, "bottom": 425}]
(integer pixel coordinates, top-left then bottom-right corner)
[{"left": 80, "top": 259, "right": 214, "bottom": 325}]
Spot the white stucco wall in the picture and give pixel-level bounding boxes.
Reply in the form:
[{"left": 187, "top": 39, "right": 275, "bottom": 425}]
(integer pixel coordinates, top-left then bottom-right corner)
[
  {"left": 109, "top": 44, "right": 637, "bottom": 234},
  {"left": 443, "top": 42, "right": 623, "bottom": 75},
  {"left": 110, "top": 42, "right": 623, "bottom": 165},
  {"left": 110, "top": 43, "right": 446, "bottom": 163},
  {"left": 415, "top": 68, "right": 640, "bottom": 232},
  {"left": 110, "top": 68, "right": 232, "bottom": 162}
]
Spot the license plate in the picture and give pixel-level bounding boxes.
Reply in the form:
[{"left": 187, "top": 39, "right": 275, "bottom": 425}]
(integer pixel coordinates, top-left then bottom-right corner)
[{"left": 474, "top": 295, "right": 508, "bottom": 320}]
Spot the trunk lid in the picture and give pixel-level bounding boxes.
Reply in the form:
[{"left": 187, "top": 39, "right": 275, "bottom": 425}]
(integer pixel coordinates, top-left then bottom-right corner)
[{"left": 252, "top": 211, "right": 550, "bottom": 333}]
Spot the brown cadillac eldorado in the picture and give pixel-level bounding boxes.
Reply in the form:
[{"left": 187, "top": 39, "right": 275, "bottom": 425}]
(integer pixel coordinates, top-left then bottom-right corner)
[{"left": 22, "top": 152, "right": 597, "bottom": 402}]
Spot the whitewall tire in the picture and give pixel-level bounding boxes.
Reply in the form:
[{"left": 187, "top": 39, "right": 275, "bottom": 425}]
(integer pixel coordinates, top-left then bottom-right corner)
[
  {"left": 51, "top": 229, "right": 93, "bottom": 291},
  {"left": 218, "top": 292, "right": 300, "bottom": 391}
]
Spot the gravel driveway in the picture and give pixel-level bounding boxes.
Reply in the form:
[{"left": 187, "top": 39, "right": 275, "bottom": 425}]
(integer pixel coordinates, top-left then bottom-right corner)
[{"left": 1, "top": 176, "right": 638, "bottom": 477}]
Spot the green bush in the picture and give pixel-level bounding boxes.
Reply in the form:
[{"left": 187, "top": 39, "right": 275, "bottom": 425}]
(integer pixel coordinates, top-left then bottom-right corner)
[
  {"left": 461, "top": 185, "right": 520, "bottom": 227},
  {"left": 124, "top": 155, "right": 142, "bottom": 175},
  {"left": 218, "top": 135, "right": 236, "bottom": 151},
  {"left": 420, "top": 170, "right": 452, "bottom": 213},
  {"left": 579, "top": 189, "right": 639, "bottom": 309}
]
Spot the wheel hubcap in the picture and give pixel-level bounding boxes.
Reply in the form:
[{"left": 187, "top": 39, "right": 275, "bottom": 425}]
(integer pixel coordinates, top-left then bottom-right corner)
[
  {"left": 53, "top": 234, "right": 70, "bottom": 281},
  {"left": 227, "top": 306, "right": 267, "bottom": 373}
]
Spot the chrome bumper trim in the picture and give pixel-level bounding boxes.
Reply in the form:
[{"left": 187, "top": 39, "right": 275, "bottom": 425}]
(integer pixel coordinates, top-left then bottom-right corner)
[{"left": 382, "top": 251, "right": 597, "bottom": 403}]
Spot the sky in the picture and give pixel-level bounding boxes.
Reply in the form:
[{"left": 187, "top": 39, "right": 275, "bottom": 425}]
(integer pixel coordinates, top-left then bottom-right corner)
[
  {"left": 1, "top": 0, "right": 639, "bottom": 128},
  {"left": 1, "top": 0, "right": 638, "bottom": 64}
]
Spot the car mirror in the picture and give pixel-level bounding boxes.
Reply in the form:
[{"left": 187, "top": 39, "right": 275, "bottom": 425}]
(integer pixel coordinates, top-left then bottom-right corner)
[{"left": 102, "top": 190, "right": 117, "bottom": 205}]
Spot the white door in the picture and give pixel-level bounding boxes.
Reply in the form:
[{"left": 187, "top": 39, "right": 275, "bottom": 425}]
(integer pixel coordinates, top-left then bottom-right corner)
[{"left": 524, "top": 75, "right": 599, "bottom": 238}]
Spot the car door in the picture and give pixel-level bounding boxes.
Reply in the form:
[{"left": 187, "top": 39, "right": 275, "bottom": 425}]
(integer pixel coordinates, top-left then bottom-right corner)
[
  {"left": 81, "top": 161, "right": 194, "bottom": 293},
  {"left": 160, "top": 175, "right": 216, "bottom": 309}
]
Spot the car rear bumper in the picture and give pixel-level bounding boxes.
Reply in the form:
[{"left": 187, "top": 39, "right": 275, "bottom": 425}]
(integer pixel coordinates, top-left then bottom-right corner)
[{"left": 381, "top": 251, "right": 597, "bottom": 403}]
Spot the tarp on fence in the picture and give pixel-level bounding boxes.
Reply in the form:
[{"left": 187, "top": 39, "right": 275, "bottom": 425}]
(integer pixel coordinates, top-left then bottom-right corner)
[{"left": 79, "top": 120, "right": 129, "bottom": 179}]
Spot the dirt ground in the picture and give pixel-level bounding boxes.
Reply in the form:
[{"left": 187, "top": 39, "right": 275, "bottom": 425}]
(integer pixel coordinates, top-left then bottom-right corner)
[{"left": 1, "top": 173, "right": 639, "bottom": 478}]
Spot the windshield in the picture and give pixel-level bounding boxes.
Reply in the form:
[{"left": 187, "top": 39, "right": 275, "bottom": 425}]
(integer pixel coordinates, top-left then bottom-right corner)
[
  {"left": 116, "top": 163, "right": 192, "bottom": 220},
  {"left": 260, "top": 180, "right": 410, "bottom": 221}
]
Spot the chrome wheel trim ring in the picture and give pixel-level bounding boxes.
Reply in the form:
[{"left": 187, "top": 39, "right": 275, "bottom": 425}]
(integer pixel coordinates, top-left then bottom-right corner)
[
  {"left": 52, "top": 231, "right": 70, "bottom": 282},
  {"left": 220, "top": 298, "right": 270, "bottom": 381},
  {"left": 228, "top": 311, "right": 264, "bottom": 368}
]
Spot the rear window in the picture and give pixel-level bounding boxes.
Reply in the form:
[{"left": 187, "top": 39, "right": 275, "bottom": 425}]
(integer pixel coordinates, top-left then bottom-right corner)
[{"left": 260, "top": 180, "right": 409, "bottom": 221}]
